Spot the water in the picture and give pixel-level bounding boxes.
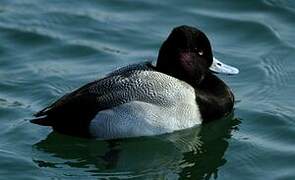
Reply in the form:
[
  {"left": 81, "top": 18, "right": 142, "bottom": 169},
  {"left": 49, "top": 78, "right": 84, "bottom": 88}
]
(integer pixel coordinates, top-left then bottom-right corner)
[{"left": 0, "top": 0, "right": 295, "bottom": 179}]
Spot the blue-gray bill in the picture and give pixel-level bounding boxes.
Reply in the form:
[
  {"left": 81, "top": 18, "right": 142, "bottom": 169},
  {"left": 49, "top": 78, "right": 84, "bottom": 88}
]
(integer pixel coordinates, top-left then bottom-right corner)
[{"left": 210, "top": 57, "right": 239, "bottom": 75}]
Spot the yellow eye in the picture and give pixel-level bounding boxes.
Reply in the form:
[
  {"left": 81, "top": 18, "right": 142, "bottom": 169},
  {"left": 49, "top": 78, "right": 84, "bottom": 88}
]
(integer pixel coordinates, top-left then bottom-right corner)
[
  {"left": 194, "top": 48, "right": 204, "bottom": 56},
  {"left": 198, "top": 50, "right": 204, "bottom": 56}
]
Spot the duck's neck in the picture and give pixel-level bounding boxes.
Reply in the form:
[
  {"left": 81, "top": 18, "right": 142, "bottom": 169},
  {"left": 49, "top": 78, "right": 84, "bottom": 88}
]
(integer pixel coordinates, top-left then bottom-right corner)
[{"left": 194, "top": 73, "right": 234, "bottom": 123}]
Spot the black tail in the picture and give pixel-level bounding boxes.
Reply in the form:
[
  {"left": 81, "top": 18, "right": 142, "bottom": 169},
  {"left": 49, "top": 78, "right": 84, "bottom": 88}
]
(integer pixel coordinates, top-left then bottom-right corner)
[{"left": 30, "top": 116, "right": 52, "bottom": 126}]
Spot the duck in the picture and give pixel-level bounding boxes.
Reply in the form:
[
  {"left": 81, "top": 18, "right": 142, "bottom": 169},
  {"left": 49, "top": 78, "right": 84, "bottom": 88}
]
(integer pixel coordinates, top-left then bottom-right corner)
[{"left": 31, "top": 25, "right": 239, "bottom": 139}]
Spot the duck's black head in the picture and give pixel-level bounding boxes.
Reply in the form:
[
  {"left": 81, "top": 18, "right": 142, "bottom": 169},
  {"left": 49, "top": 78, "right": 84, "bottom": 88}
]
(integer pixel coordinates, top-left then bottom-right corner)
[{"left": 156, "top": 25, "right": 214, "bottom": 85}]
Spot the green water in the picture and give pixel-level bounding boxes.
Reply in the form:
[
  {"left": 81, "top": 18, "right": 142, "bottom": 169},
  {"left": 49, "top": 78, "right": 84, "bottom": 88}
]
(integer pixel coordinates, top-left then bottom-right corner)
[{"left": 0, "top": 0, "right": 295, "bottom": 179}]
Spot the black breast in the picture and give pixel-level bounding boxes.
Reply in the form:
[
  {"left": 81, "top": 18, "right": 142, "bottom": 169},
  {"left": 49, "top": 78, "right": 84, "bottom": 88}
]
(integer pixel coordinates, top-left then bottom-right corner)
[{"left": 195, "top": 73, "right": 234, "bottom": 122}]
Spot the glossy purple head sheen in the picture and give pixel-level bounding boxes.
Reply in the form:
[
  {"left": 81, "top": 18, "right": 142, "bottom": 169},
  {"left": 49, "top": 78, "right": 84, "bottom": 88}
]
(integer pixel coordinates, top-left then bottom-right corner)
[{"left": 156, "top": 25, "right": 214, "bottom": 85}]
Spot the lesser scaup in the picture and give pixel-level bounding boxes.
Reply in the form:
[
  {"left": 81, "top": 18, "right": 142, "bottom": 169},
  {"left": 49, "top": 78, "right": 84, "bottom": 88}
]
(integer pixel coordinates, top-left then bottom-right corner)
[{"left": 31, "top": 25, "right": 239, "bottom": 139}]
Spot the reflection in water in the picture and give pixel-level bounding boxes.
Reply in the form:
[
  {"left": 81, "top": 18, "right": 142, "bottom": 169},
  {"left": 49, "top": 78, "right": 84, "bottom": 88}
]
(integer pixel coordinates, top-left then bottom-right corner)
[
  {"left": 33, "top": 115, "right": 240, "bottom": 179},
  {"left": 179, "top": 115, "right": 240, "bottom": 179}
]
